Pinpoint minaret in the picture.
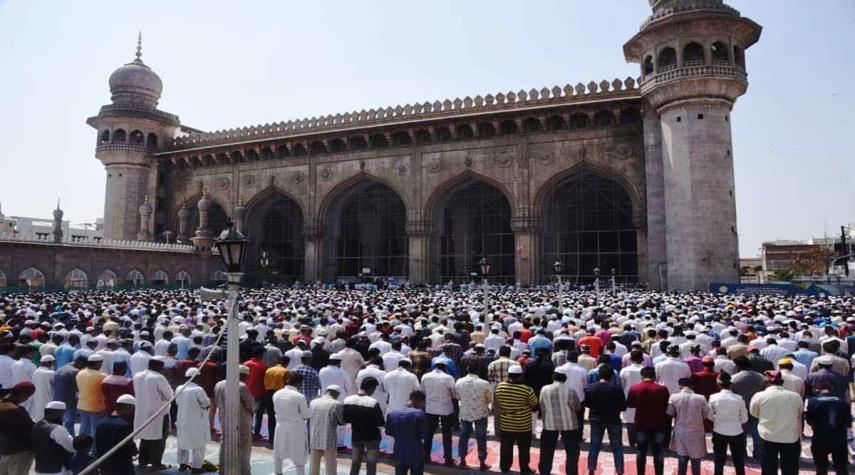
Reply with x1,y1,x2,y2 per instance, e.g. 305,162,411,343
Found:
137,195,153,241
87,33,181,241
624,0,761,290
52,199,64,244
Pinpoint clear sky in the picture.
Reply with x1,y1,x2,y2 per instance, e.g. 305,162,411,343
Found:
0,0,853,257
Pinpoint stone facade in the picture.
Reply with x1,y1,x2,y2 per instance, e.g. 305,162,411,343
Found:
75,1,761,290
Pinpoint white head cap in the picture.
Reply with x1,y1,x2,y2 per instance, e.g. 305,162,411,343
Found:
45,401,67,411
116,394,136,406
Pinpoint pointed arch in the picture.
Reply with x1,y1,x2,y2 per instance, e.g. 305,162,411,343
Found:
533,161,644,217
19,267,45,287
244,186,306,284
423,170,516,219
64,268,89,289
125,269,145,286
317,172,412,226
175,271,192,286
152,270,169,285
97,269,118,288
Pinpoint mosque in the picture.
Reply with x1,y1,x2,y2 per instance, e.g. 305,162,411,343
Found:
1,0,761,291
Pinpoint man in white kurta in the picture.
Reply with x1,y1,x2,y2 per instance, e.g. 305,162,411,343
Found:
175,368,210,472
132,357,174,471
333,345,364,391
273,374,310,475
31,355,56,421
383,359,420,452
356,363,388,414
11,349,37,414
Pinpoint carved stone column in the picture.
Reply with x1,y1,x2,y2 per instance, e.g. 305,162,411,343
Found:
406,220,434,285
52,201,64,244
233,200,247,235
303,224,323,284
176,202,190,243
136,195,153,241
191,190,214,251
511,214,542,286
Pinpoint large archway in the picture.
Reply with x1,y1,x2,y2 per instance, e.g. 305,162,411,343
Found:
541,168,638,283
322,181,408,282
245,192,305,284
431,179,515,284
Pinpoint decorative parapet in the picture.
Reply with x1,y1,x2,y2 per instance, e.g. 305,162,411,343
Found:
94,104,180,125
642,1,741,30
95,143,157,154
166,78,641,152
639,64,746,93
0,231,196,253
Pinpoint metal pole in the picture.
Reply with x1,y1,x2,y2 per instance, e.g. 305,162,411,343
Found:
483,277,489,326
594,278,599,304
611,274,616,296
557,274,563,314
221,271,243,474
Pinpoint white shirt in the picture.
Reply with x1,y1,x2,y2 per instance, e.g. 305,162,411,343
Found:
484,334,505,352
555,362,588,403
421,369,456,415
129,351,151,377
356,365,388,413
655,357,692,394
384,368,420,413
760,345,788,368
714,355,736,375
382,351,405,373
319,365,353,399
708,389,748,436
0,355,14,390
620,364,645,422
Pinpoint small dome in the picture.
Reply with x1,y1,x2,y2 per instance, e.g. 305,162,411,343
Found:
108,34,162,109
197,191,211,212
138,196,153,215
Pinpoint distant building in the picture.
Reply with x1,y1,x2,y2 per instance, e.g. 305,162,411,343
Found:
738,257,762,283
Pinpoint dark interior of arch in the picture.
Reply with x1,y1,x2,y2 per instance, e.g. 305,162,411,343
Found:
324,182,408,281
542,169,637,283
433,180,515,284
244,193,305,284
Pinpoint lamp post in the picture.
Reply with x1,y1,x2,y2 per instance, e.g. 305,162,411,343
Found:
611,267,616,296
593,267,600,304
462,265,469,286
214,222,247,475
553,260,564,314
479,257,491,325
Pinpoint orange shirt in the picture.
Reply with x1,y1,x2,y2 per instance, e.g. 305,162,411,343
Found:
76,368,106,412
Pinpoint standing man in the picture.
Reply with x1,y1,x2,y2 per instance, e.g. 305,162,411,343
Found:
245,346,269,441
539,371,581,475
30,401,75,475
272,372,310,475
731,355,766,460
308,386,345,475
53,355,86,435
384,359,421,452
495,365,538,475
344,377,385,475
31,354,55,422
95,394,138,475
174,367,211,474
619,350,646,445
667,378,710,475
585,366,626,475
749,371,803,475
214,365,255,475
262,355,291,443
334,339,365,391
455,364,491,470
133,357,174,472
805,380,851,475
386,390,429,475
626,366,670,475
76,354,107,437
708,372,748,475
0,382,36,474
420,361,456,466
293,352,321,403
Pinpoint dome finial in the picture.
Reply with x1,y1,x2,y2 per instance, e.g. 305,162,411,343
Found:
135,31,143,62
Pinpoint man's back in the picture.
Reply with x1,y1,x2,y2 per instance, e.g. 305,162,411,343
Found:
95,415,136,475
385,406,428,465
495,381,537,432
585,381,626,425
731,370,764,408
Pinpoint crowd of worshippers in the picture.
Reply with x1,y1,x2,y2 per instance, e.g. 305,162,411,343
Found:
0,288,853,475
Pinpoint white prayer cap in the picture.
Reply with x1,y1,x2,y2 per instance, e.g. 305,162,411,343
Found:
45,401,67,411
87,354,104,362
185,367,200,378
239,365,250,375
326,385,343,394
116,394,136,406
508,365,524,375
40,355,55,363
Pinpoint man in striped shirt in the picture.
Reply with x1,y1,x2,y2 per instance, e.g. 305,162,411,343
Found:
539,371,581,475
495,365,538,474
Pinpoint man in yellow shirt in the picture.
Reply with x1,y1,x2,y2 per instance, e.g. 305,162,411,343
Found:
262,356,291,441
76,353,107,437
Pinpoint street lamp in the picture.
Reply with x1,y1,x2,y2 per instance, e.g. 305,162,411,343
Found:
593,267,600,303
462,265,469,285
553,260,564,314
214,222,247,475
611,267,616,296
479,257,491,325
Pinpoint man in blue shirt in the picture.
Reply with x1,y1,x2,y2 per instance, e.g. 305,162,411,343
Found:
52,355,87,435
430,349,460,379
386,390,429,475
792,341,818,369
54,335,79,370
805,381,852,475
95,394,138,475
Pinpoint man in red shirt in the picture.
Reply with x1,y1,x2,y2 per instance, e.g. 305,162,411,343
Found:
626,366,670,475
578,329,604,358
244,346,269,440
693,356,720,433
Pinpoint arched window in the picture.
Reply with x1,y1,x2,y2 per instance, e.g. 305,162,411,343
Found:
733,45,745,67
19,267,46,287
456,124,474,140
209,270,227,283
682,42,705,64
392,131,412,146
499,120,518,135
523,118,542,134
0,270,6,288
658,47,677,69
328,138,347,153
112,129,127,143
434,127,452,142
620,108,642,125
711,41,729,63
414,129,431,144
146,133,158,148
369,134,389,148
310,141,327,154
546,115,566,131
348,136,368,150
64,268,88,289
125,269,144,286
129,130,144,144
152,270,168,285
97,269,117,288
642,55,654,75
291,143,308,156
176,271,191,286
99,130,110,143
569,113,590,129
477,123,496,138
593,110,615,127
276,145,290,159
